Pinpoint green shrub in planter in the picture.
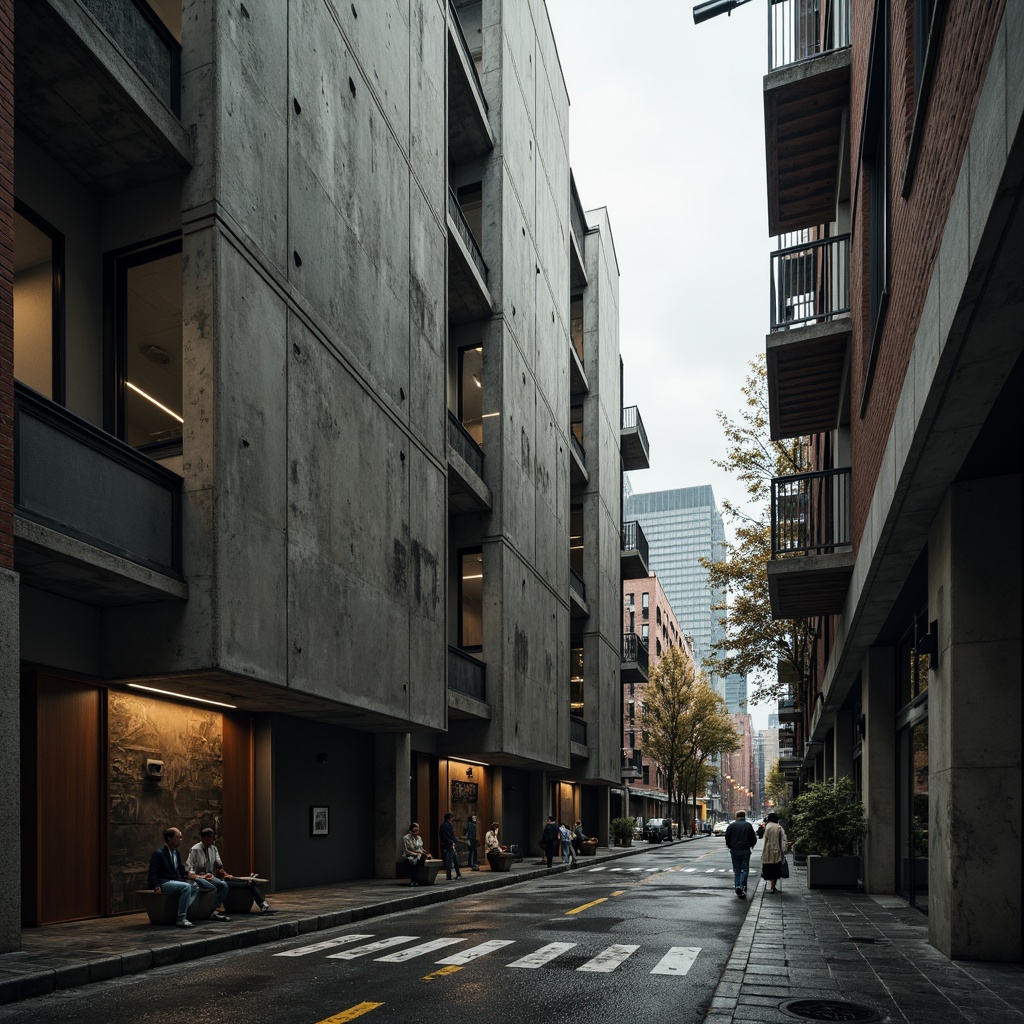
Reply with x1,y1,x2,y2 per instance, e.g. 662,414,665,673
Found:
788,776,866,857
610,817,635,846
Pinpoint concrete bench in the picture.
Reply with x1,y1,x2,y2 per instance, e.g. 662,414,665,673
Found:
486,851,515,872
223,878,270,914
395,858,443,886
135,887,218,925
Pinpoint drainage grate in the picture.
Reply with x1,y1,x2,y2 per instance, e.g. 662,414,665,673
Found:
780,999,887,1022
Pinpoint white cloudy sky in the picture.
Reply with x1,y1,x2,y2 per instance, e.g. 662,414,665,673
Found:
546,0,774,727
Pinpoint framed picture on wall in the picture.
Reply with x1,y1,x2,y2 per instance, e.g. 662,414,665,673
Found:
311,806,329,836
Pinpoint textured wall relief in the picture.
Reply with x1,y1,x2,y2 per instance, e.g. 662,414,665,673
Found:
108,692,222,915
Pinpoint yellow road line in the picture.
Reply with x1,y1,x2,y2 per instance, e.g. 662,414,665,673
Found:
316,1003,383,1023
566,897,608,915
422,964,463,981
610,890,626,897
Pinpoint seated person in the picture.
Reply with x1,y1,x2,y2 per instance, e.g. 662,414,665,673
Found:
401,822,431,886
484,822,503,862
147,826,204,928
187,827,272,914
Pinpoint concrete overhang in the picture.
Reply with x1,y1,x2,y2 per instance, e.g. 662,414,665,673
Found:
620,660,647,685
447,689,491,721
620,425,650,472
767,550,856,619
447,222,494,326
570,741,588,759
570,230,587,292
447,449,491,513
447,14,494,164
764,48,850,236
766,316,851,440
16,0,192,197
569,342,588,395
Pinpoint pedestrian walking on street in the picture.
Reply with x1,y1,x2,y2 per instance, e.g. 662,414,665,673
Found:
559,822,576,866
541,816,560,867
402,823,430,887
724,810,757,898
439,812,462,880
759,812,790,894
466,815,480,870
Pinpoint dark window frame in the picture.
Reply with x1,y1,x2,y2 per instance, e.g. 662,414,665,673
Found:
902,0,945,197
457,545,484,652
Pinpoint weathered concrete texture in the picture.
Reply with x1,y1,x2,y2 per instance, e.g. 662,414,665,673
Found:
861,645,895,895
0,568,20,953
928,476,1022,961
374,733,411,878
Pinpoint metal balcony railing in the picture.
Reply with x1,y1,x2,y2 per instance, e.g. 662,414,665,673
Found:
621,405,648,449
448,187,488,284
447,410,483,477
571,716,587,746
621,748,643,772
778,696,797,710
621,520,649,564
769,0,851,73
622,632,649,674
448,0,487,110
448,645,486,702
770,234,850,331
569,567,586,603
771,467,852,558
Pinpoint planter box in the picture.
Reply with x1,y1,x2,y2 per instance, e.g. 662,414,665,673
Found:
806,855,860,890
395,858,443,885
486,852,515,872
578,840,598,857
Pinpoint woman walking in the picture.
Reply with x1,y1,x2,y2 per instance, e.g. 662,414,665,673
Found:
759,812,790,894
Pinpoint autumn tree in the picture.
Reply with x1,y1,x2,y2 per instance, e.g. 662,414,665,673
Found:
764,758,791,810
700,355,816,705
680,682,740,833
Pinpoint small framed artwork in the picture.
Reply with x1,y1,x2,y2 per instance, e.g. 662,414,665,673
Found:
311,806,329,836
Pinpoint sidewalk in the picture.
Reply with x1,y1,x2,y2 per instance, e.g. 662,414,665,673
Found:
707,860,1024,1024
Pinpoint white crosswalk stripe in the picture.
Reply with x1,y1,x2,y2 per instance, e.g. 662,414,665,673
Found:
436,939,515,964
651,947,700,976
578,943,640,973
327,936,418,959
375,937,465,962
274,934,375,957
588,867,608,872
705,868,717,873
507,942,577,968
683,868,696,873
645,867,660,872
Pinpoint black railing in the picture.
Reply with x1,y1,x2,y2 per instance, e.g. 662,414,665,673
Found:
621,748,642,774
448,0,488,111
770,234,850,331
81,0,182,115
570,172,588,257
779,696,797,710
571,716,587,746
448,187,488,284
622,633,649,674
569,567,586,603
622,520,649,564
769,0,851,73
448,645,486,702
771,467,852,557
621,405,648,449
447,410,484,477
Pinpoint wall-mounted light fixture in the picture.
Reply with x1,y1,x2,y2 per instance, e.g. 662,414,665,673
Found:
145,758,164,781
917,619,940,669
466,767,473,778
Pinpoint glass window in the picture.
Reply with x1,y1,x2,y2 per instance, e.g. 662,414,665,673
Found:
570,506,584,578
570,646,583,715
457,345,483,446
570,296,583,364
459,549,483,649
13,204,63,401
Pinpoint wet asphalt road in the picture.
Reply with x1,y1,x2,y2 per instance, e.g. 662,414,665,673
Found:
0,841,755,1024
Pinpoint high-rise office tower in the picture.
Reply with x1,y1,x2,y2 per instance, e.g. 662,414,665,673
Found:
724,670,748,715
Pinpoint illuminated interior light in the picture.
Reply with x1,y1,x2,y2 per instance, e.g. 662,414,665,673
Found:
128,683,236,709
126,381,184,423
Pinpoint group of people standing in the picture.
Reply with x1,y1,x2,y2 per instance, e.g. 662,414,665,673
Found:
540,817,586,867
723,810,790,897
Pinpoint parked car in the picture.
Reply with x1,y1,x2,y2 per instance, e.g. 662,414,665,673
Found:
712,819,730,836
643,817,673,843
632,817,644,841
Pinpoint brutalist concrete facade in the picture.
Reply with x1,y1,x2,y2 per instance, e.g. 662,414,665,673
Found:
2,0,632,945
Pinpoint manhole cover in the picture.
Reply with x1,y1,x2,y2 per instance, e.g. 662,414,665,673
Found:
780,999,886,1022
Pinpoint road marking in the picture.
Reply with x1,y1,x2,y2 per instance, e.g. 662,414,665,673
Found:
683,868,696,873
507,942,577,968
588,867,607,872
328,936,418,959
705,868,717,873
436,940,515,964
566,897,607,914
275,934,375,957
375,938,465,962
609,868,622,872
610,890,625,897
316,1002,383,1022
422,965,462,981
645,867,660,872
651,946,701,976
578,944,640,973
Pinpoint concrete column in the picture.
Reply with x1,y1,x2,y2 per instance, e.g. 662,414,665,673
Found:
490,766,503,832
862,645,896,893
595,786,610,847
928,476,1022,961
374,733,411,878
0,567,20,952
835,711,854,779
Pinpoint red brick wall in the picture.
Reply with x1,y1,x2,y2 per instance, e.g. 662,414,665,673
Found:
847,0,1005,545
0,0,13,571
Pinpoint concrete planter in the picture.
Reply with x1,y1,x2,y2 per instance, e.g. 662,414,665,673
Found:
578,839,598,856
806,855,861,890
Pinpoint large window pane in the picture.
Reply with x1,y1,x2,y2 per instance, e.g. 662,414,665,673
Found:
459,549,483,649
458,345,483,446
570,646,583,715
13,209,58,399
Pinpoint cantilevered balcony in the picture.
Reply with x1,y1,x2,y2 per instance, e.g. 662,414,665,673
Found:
569,432,588,485
620,406,650,471
13,383,186,605
621,748,643,780
764,0,851,235
447,187,493,324
569,567,589,619
16,0,191,196
778,694,802,724
768,467,854,619
766,233,852,440
570,716,588,748
447,411,491,513
621,520,649,580
569,173,589,292
447,0,493,163
621,632,649,683
448,646,490,720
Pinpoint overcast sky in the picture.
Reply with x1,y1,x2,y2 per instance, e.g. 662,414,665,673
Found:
546,0,774,727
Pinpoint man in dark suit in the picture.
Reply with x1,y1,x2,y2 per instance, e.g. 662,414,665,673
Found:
147,827,200,927
439,812,462,880
724,810,758,899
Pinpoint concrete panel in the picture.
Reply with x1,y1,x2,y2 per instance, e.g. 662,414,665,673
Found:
500,39,537,241
409,0,446,222
911,271,942,429
937,161,970,349
0,568,21,953
1009,1,1024,140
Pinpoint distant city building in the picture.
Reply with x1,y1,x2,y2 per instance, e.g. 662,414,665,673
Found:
724,670,748,715
624,485,727,677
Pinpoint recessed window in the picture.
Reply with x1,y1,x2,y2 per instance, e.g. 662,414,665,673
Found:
570,506,584,579
457,345,483,446
570,646,584,714
459,548,483,650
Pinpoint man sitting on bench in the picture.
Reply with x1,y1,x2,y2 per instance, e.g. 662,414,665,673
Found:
188,827,272,914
